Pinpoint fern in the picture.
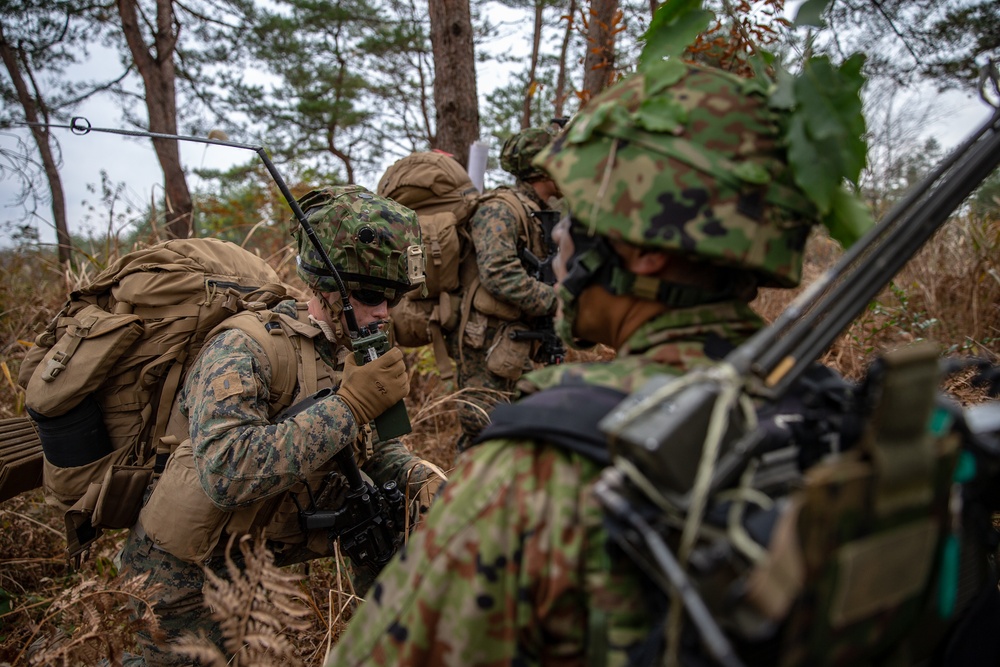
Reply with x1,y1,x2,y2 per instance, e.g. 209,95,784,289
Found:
173,534,310,667
24,573,163,667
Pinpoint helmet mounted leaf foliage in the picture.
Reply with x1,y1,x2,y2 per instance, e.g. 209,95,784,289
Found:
536,0,874,287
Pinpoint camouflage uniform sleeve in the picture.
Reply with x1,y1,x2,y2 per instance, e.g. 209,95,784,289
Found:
323,440,653,667
471,198,556,317
362,437,426,492
181,328,360,510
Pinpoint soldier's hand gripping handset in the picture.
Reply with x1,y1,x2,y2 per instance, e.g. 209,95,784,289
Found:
288,185,428,572
337,346,410,426
292,186,425,440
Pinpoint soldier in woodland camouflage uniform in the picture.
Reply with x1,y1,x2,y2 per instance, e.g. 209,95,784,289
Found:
448,127,561,449
322,64,815,667
119,186,445,666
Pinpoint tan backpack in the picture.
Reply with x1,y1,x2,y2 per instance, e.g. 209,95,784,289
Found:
18,238,298,558
377,151,482,376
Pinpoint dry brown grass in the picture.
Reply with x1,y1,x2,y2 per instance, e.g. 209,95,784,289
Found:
751,218,999,400
0,210,997,664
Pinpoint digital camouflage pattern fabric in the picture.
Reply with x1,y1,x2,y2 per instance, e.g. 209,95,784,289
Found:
323,301,764,667
445,320,514,440
471,181,556,319
294,184,423,301
500,127,557,182
120,298,437,665
450,180,556,443
534,64,819,287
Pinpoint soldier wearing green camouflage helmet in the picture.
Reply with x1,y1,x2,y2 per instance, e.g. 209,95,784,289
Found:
323,63,856,667
294,184,425,341
119,185,446,666
499,126,555,182
446,126,563,451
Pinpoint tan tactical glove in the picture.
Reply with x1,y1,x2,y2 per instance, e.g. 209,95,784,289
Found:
406,460,448,528
336,347,409,425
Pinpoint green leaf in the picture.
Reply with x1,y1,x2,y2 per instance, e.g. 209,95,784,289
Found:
794,0,830,27
732,162,771,185
644,59,688,96
785,115,833,214
568,101,618,143
639,0,714,70
745,51,776,93
636,95,688,133
824,187,874,248
794,55,867,182
768,66,796,110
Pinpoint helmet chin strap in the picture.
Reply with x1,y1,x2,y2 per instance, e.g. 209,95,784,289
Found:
311,289,347,343
560,221,738,313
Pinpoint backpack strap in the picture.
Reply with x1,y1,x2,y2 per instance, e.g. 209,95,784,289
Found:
471,383,627,465
208,310,301,417
489,187,541,255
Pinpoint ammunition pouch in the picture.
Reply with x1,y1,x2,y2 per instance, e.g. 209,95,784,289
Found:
139,440,233,564
472,284,522,322
485,322,533,381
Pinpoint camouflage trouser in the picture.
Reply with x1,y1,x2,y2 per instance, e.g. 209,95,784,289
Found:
447,323,517,451
118,522,241,666
118,521,384,665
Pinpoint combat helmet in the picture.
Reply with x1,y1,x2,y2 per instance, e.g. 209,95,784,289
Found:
534,64,820,288
292,184,424,305
500,127,555,182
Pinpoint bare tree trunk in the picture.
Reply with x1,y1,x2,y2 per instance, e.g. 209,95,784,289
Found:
0,23,72,264
521,0,544,129
427,0,479,168
117,0,193,239
554,0,577,118
582,0,618,102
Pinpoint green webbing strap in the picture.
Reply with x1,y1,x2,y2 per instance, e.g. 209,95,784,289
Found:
587,607,609,667
604,265,735,309
864,341,941,517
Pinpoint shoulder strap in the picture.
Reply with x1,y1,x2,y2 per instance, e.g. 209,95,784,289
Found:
208,310,300,417
489,187,536,223
472,383,627,465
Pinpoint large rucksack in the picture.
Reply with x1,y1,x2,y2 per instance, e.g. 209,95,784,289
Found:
18,238,299,558
377,151,481,377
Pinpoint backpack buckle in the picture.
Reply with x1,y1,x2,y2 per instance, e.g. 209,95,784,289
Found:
41,351,69,382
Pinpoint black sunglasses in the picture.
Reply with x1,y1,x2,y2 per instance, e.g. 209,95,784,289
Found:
352,287,401,308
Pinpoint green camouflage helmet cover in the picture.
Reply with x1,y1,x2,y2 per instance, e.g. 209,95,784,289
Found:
534,64,819,287
500,127,556,182
292,185,424,301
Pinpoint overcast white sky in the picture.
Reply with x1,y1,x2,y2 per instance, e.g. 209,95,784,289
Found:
0,3,995,248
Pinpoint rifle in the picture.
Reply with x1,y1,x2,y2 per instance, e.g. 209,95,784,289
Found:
517,208,566,365
594,71,1000,664
280,387,405,571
